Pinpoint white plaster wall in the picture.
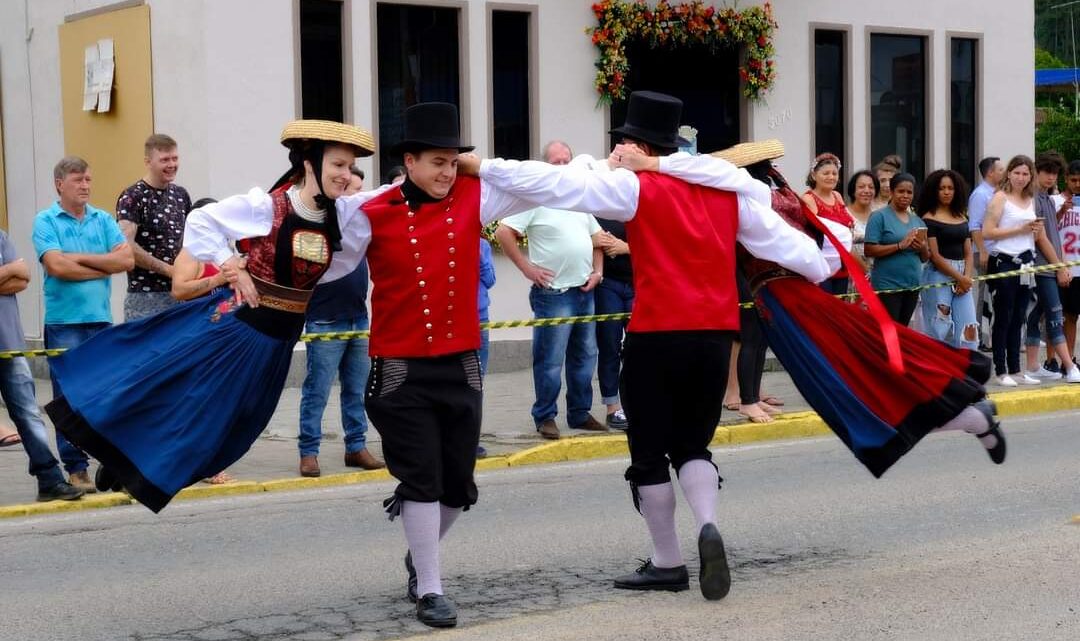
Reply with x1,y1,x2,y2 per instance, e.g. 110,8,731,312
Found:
759,0,1034,179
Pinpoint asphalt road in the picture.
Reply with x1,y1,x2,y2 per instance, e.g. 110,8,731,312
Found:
2,411,1078,641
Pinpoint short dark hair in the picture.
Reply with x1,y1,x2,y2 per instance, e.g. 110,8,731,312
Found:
191,197,217,209
349,166,365,180
1068,160,1080,176
386,165,406,182
145,133,178,156
978,156,1000,179
916,169,969,217
890,172,917,194
1035,151,1066,175
53,156,89,181
846,170,880,202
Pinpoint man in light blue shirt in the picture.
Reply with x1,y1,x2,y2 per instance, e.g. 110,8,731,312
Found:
495,140,606,440
968,156,1004,351
31,156,133,492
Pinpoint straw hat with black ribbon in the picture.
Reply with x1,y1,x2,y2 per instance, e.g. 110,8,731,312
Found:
710,139,785,168
269,120,376,252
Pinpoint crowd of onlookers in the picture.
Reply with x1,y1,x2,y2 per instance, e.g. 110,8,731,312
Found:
2,134,1079,505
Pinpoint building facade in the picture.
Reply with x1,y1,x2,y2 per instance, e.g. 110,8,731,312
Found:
0,0,1034,353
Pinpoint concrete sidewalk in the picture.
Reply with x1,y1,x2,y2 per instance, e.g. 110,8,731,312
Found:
0,367,809,508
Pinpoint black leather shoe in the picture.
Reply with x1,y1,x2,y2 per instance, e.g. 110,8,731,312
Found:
404,552,418,603
94,466,123,492
416,593,457,628
613,559,689,592
698,523,731,600
36,481,84,502
973,399,1006,464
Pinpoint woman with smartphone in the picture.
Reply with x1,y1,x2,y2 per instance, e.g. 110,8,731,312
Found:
918,170,979,349
982,155,1044,386
864,173,929,325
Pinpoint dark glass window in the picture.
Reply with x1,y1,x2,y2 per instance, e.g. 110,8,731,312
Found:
870,34,927,181
609,42,740,154
815,30,846,184
491,10,530,160
299,0,344,122
376,3,461,177
951,38,978,189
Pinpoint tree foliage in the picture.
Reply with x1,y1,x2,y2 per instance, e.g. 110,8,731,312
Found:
1036,47,1068,69
1036,107,1080,163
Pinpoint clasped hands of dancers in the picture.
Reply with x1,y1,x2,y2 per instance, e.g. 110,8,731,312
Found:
45,91,1004,629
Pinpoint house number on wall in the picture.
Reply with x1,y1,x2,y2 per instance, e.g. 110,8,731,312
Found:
768,107,793,130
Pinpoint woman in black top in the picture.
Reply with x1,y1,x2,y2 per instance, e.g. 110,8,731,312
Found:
918,169,979,349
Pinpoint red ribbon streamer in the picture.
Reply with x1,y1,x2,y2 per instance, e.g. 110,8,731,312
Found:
800,206,906,374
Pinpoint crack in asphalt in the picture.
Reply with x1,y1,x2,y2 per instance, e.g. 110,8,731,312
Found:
129,546,852,641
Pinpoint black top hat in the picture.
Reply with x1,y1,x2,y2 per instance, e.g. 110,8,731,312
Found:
391,102,474,155
609,91,691,150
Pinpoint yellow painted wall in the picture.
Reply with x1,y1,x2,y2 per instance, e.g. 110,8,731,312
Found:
58,4,153,214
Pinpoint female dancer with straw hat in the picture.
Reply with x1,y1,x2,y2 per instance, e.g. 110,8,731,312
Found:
46,120,384,512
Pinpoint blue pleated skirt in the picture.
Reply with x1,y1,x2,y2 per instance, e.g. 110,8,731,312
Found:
46,290,300,512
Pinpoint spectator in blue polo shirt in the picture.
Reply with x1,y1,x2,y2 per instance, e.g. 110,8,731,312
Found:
32,156,133,493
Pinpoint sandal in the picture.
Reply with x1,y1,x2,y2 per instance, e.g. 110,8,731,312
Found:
723,402,740,411
760,395,785,407
738,405,774,424
0,432,21,447
757,402,782,415
202,471,235,485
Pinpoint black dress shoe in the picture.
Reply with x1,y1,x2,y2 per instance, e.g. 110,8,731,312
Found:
613,559,689,592
416,593,457,628
404,552,418,603
973,399,1006,464
697,523,731,600
36,481,85,502
94,466,123,492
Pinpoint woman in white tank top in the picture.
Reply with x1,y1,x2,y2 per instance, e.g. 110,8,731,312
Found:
983,155,1047,386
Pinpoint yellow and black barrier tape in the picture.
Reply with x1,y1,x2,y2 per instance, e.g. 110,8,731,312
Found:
2,259,1078,357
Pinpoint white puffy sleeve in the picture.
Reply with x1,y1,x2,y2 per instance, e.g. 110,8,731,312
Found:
658,153,772,207
819,218,853,277
319,183,397,283
478,158,641,223
183,188,275,266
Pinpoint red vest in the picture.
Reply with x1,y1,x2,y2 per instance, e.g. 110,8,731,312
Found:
244,190,331,289
362,176,482,358
626,173,740,333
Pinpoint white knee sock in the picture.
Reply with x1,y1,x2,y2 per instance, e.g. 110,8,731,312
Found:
402,500,443,596
439,504,462,540
677,459,718,532
934,405,994,448
637,482,684,569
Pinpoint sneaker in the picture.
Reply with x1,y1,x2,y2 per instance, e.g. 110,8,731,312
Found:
606,409,629,431
1066,366,1080,384
998,375,1018,387
1044,358,1061,374
68,470,98,494
1019,373,1042,385
36,481,85,502
1027,366,1062,380
476,445,488,458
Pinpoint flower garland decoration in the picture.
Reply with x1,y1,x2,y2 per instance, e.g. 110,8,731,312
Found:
587,0,778,102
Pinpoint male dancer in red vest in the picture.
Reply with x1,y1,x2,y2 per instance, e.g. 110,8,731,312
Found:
461,91,835,601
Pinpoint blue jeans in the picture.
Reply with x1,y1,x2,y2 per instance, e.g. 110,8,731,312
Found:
528,286,597,427
478,328,490,375
921,260,979,350
0,357,66,490
44,322,110,473
298,316,371,457
594,277,633,405
1025,276,1067,348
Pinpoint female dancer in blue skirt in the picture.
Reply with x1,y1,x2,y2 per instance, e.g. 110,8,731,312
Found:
46,120,385,512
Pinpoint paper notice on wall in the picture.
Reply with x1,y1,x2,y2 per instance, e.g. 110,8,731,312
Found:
83,44,99,111
82,39,115,112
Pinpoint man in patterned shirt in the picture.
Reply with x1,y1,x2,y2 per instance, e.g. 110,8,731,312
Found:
116,134,192,320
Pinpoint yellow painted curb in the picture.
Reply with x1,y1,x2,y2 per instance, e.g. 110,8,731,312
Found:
3,385,1078,520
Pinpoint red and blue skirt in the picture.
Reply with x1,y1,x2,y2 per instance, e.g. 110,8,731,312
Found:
756,276,991,477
